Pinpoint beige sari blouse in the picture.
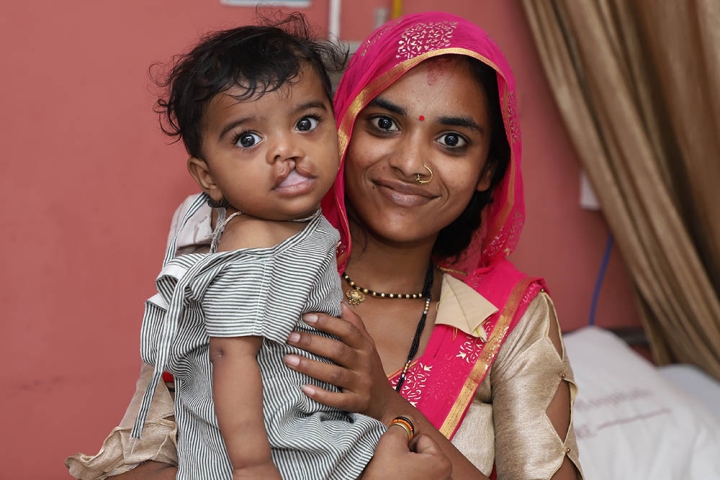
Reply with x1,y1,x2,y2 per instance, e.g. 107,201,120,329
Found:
439,275,582,478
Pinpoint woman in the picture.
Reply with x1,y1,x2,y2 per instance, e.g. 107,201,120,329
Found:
67,11,582,480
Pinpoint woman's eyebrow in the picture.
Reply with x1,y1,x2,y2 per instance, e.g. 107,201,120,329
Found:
438,115,484,134
367,97,406,116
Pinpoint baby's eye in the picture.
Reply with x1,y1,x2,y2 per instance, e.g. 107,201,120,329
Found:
236,132,262,148
370,116,398,132
296,116,319,132
437,133,467,149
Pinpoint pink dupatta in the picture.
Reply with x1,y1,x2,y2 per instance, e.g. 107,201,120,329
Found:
322,12,545,440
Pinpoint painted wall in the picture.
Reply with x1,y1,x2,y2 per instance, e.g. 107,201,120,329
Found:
0,1,639,478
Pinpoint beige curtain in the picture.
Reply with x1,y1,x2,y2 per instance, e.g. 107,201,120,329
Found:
521,0,720,379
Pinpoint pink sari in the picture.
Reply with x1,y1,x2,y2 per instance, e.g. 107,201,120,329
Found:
321,12,545,442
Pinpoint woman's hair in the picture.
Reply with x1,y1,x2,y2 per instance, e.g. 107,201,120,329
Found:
153,12,347,159
432,56,511,261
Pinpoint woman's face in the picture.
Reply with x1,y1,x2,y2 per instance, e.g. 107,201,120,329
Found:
344,56,494,248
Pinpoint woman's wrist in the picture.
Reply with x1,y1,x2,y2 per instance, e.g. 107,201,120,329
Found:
379,389,416,425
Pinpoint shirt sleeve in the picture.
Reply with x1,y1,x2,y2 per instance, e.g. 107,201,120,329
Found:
65,363,178,479
490,292,583,479
203,259,302,345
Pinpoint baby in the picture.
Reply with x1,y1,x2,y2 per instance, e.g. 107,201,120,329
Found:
130,14,386,480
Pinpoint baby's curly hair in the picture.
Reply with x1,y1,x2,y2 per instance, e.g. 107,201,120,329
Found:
153,12,347,159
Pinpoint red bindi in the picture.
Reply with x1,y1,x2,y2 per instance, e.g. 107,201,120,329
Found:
419,115,425,121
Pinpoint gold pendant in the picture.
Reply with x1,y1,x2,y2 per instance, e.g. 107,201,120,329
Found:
345,288,365,306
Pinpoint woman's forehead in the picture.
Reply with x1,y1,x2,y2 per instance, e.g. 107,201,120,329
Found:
373,57,488,116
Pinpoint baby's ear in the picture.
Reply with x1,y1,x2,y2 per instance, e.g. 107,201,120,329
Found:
187,157,223,201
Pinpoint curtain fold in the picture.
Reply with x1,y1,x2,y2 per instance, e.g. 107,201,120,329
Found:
522,0,720,379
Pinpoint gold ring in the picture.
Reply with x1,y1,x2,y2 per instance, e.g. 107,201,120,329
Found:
389,415,415,442
415,165,433,184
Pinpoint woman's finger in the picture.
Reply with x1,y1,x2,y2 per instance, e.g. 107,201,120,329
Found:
289,309,374,368
302,306,371,349
379,420,414,452
299,384,355,411
410,433,441,455
287,328,359,368
279,357,364,411
283,354,354,389
410,435,453,479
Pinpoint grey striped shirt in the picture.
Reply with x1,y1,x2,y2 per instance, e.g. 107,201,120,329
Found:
133,194,385,479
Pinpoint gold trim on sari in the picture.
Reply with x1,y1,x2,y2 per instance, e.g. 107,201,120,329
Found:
439,276,534,437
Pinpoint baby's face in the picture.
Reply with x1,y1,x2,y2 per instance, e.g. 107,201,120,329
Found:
197,65,339,221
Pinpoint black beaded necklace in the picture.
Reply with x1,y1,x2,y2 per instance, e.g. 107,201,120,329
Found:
342,273,424,305
395,263,434,392
341,264,435,393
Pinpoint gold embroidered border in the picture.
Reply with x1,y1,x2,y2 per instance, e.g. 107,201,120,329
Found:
439,277,533,438
482,88,516,243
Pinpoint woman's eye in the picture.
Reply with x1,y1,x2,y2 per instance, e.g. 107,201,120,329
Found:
236,132,262,148
296,116,319,132
438,133,467,149
370,116,398,132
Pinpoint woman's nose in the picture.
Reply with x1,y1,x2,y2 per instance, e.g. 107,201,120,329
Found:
387,132,427,179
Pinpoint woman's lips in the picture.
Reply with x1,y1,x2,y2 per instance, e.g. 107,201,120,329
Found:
374,179,436,207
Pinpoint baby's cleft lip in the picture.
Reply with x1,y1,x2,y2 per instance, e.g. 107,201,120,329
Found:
276,169,310,188
274,168,316,195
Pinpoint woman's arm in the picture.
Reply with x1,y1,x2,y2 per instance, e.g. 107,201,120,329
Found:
210,336,282,480
109,461,177,479
490,293,582,479
66,363,178,480
283,305,490,480
114,424,453,480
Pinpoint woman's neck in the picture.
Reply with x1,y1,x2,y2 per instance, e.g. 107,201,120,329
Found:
345,224,437,294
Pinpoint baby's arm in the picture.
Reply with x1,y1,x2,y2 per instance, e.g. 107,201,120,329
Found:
210,336,282,480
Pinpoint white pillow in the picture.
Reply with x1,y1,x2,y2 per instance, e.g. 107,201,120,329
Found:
659,364,720,422
563,327,720,480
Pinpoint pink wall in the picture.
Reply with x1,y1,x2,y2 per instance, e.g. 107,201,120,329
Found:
0,1,639,478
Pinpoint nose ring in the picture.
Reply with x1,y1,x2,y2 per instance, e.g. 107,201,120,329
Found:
415,165,433,184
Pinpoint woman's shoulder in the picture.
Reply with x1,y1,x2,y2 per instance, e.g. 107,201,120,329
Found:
494,291,564,370
166,193,213,256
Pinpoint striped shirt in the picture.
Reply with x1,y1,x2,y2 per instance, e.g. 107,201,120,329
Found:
133,194,385,480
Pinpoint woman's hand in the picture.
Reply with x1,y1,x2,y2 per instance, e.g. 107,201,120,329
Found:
284,303,397,423
285,306,489,479
362,423,452,480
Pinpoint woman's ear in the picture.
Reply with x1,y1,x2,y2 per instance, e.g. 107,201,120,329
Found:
187,157,223,201
476,159,495,192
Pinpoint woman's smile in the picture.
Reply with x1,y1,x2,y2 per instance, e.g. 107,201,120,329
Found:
374,178,437,207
